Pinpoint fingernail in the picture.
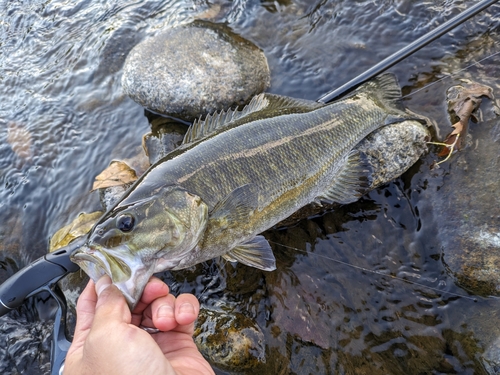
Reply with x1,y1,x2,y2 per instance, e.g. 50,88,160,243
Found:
157,304,174,319
179,302,195,315
95,275,111,297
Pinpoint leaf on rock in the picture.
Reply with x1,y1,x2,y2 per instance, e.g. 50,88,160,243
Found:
431,81,494,163
92,160,138,191
49,211,103,252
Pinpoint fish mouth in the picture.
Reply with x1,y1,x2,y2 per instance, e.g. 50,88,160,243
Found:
71,245,156,309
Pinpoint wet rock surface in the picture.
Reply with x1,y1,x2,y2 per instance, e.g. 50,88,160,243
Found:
432,116,500,296
141,114,188,165
410,83,500,371
194,308,265,370
122,20,270,121
418,82,500,297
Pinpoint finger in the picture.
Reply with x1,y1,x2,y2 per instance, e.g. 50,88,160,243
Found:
150,293,199,332
91,275,131,330
174,293,200,328
131,277,170,316
147,293,177,331
68,280,97,352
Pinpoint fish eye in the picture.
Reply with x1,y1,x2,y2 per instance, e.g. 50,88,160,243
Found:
117,214,135,232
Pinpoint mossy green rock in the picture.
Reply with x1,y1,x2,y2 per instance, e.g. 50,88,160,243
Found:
194,308,265,371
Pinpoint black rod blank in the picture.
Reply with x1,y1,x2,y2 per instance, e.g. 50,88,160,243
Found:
317,0,500,103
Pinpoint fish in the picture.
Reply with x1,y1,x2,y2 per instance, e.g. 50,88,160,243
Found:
71,73,426,307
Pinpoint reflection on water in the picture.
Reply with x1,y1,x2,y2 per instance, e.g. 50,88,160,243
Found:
1,0,500,374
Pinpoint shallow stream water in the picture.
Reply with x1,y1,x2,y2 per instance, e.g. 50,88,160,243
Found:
1,0,500,374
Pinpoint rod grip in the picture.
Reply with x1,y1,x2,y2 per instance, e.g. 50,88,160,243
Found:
0,256,67,316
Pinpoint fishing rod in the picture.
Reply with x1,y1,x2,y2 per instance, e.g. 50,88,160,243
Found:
317,0,500,103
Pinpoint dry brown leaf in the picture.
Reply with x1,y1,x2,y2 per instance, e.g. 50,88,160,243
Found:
92,160,137,191
49,211,103,252
449,83,493,123
437,82,494,159
438,120,464,157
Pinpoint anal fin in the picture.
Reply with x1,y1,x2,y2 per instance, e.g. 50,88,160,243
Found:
317,150,373,204
222,235,276,271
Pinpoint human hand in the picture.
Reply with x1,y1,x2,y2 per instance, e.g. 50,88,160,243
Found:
64,276,214,375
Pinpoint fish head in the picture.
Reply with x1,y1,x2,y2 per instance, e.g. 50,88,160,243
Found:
71,185,208,308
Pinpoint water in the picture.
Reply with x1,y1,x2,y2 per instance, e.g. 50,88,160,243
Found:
1,0,500,374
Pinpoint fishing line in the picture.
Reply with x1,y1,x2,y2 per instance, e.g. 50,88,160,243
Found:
268,240,478,302
196,258,229,302
401,48,500,99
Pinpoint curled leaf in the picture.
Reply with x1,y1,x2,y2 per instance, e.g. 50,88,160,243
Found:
429,81,494,164
49,211,103,252
92,160,138,191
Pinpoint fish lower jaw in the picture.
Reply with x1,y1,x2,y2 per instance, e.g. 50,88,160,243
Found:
73,249,156,309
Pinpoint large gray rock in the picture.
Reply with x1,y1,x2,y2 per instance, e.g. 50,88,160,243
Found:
122,20,270,121
416,82,500,297
433,114,500,296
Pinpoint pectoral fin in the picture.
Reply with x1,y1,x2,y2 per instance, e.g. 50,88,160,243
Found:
223,235,276,271
204,184,260,246
317,150,373,204
210,184,259,225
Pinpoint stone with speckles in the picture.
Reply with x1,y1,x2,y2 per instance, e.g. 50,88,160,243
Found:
122,20,270,121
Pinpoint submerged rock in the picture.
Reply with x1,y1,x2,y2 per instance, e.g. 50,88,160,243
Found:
436,116,500,296
122,20,270,121
194,308,265,371
423,82,500,297
0,314,52,375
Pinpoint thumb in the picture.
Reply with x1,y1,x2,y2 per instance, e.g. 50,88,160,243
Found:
92,275,132,329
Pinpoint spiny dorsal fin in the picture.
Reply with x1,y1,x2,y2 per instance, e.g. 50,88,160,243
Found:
222,235,276,271
182,93,324,145
317,150,373,204
182,94,270,145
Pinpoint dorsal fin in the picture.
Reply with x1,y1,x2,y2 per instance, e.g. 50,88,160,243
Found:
348,73,404,111
261,94,324,112
182,93,324,146
182,94,270,145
